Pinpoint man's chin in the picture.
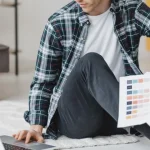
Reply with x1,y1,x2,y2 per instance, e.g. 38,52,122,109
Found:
82,8,90,14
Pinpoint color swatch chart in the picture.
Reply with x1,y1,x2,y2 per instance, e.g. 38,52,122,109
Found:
118,73,150,128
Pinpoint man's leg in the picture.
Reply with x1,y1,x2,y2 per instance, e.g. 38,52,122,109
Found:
57,53,127,138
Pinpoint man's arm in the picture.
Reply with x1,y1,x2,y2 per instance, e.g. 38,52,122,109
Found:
25,20,62,128
135,2,150,37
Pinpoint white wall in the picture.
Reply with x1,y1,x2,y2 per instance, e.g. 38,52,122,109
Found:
0,0,149,63
0,0,70,61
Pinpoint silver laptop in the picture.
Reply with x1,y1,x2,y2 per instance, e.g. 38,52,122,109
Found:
0,135,55,150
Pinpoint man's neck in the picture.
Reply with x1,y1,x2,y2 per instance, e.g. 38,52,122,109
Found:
88,0,111,16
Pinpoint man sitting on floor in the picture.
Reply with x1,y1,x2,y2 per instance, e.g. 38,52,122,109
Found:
13,0,150,143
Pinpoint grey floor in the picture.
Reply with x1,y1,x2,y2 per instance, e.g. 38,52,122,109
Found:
0,54,150,149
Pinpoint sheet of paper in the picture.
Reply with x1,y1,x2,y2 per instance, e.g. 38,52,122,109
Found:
118,73,150,128
145,72,150,75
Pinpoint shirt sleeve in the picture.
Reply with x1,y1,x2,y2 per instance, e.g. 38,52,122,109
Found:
24,20,62,128
135,2,150,37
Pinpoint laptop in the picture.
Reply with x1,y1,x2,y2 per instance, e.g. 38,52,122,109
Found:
0,135,55,150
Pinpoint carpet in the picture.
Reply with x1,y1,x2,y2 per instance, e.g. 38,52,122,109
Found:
0,100,139,149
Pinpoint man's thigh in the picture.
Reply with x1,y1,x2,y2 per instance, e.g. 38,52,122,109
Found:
57,53,127,138
57,56,105,138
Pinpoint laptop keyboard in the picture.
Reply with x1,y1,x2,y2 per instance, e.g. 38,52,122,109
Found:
3,143,31,150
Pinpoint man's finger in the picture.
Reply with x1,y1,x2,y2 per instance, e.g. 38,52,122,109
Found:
32,131,44,143
15,131,21,139
25,133,32,144
37,137,44,143
12,134,16,137
18,131,26,141
30,130,42,142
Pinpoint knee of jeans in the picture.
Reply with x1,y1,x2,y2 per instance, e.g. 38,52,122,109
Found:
80,52,106,67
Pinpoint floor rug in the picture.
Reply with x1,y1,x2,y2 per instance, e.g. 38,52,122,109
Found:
0,101,139,149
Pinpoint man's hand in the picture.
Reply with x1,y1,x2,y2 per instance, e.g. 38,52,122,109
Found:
12,125,44,144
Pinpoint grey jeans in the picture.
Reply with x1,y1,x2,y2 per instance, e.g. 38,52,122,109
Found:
56,53,127,138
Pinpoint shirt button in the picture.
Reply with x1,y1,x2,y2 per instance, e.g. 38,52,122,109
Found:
110,8,113,12
81,38,86,42
86,21,90,25
75,54,79,59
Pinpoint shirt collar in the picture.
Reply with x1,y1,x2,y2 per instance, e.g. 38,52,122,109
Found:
75,0,125,25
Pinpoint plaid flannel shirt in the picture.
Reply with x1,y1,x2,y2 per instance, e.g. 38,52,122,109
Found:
24,0,150,139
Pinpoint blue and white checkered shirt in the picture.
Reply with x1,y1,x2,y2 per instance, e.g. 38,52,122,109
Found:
24,0,150,139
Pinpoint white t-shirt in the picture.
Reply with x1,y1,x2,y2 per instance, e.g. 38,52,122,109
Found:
80,8,125,82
